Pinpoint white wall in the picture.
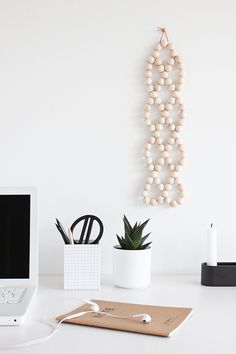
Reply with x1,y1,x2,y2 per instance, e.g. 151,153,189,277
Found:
1,0,236,275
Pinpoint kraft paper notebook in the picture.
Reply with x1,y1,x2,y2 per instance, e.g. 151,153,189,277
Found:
56,299,193,337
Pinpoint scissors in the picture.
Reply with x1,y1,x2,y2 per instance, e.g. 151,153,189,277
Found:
70,215,104,244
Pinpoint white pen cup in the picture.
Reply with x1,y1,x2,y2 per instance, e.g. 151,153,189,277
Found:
64,244,100,290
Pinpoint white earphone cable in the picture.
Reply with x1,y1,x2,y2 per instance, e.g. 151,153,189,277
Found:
0,302,151,350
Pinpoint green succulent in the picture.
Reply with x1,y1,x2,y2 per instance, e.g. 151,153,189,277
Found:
116,215,152,250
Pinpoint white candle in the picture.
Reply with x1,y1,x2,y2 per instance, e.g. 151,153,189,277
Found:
206,223,217,266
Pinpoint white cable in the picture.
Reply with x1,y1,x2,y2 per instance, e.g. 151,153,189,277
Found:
0,301,151,350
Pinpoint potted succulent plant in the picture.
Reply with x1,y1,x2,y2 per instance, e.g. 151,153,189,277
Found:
113,215,152,288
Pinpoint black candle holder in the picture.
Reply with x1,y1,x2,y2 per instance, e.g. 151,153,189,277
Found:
201,262,236,286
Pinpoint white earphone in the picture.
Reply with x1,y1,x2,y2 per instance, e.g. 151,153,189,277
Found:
0,300,151,350
63,300,152,324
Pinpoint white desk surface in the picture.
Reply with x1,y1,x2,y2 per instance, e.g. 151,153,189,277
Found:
0,275,235,354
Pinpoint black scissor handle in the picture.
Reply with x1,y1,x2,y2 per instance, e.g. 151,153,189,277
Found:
70,215,104,244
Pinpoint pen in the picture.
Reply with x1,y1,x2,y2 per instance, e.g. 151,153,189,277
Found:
68,228,74,245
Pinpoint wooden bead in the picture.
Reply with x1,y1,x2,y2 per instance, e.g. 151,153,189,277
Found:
176,125,182,132
142,190,148,197
175,55,181,63
162,110,169,118
150,198,157,206
172,131,179,138
178,118,184,126
157,196,164,204
168,137,175,145
156,137,163,144
173,91,180,98
148,56,155,64
165,197,171,204
170,200,178,208
145,78,152,85
144,184,151,191
153,51,160,58
172,171,178,178
161,71,168,79
165,103,172,111
155,97,161,105
167,43,173,50
147,97,154,105
154,84,161,92
159,157,165,165
168,177,175,184
149,124,155,132
158,77,165,85
165,144,172,151
156,124,163,131
153,130,160,138
151,170,158,178
150,91,158,98
159,103,165,111
144,197,150,205
146,63,152,70
175,84,182,91
154,177,161,184
146,157,152,164
169,124,175,131
158,65,165,72
169,84,175,91
155,164,161,172
159,144,165,151
144,111,150,119
145,119,151,126
145,142,151,149
165,184,171,191
146,70,152,77
165,77,172,85
159,184,164,191
148,164,154,172
169,97,175,104
159,117,165,124
176,197,183,205
165,64,172,72
161,151,168,158
144,104,151,111
144,150,150,157
149,136,155,144
169,164,175,171
165,157,172,164
147,85,154,92
175,138,182,145
155,58,162,66
168,58,175,65
155,43,162,51
147,176,154,184
162,190,169,198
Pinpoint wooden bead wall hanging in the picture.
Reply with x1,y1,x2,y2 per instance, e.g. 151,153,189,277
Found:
141,27,185,207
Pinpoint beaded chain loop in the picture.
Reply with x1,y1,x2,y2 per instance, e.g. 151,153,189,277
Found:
141,29,185,207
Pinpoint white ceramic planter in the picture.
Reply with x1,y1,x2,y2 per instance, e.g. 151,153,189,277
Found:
113,246,151,288
64,245,100,290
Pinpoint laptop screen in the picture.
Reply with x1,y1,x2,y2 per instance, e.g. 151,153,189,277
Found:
0,195,30,279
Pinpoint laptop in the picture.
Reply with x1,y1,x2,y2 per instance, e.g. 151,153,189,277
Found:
0,187,38,325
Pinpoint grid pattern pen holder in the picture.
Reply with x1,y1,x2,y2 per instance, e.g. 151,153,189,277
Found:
64,244,100,290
